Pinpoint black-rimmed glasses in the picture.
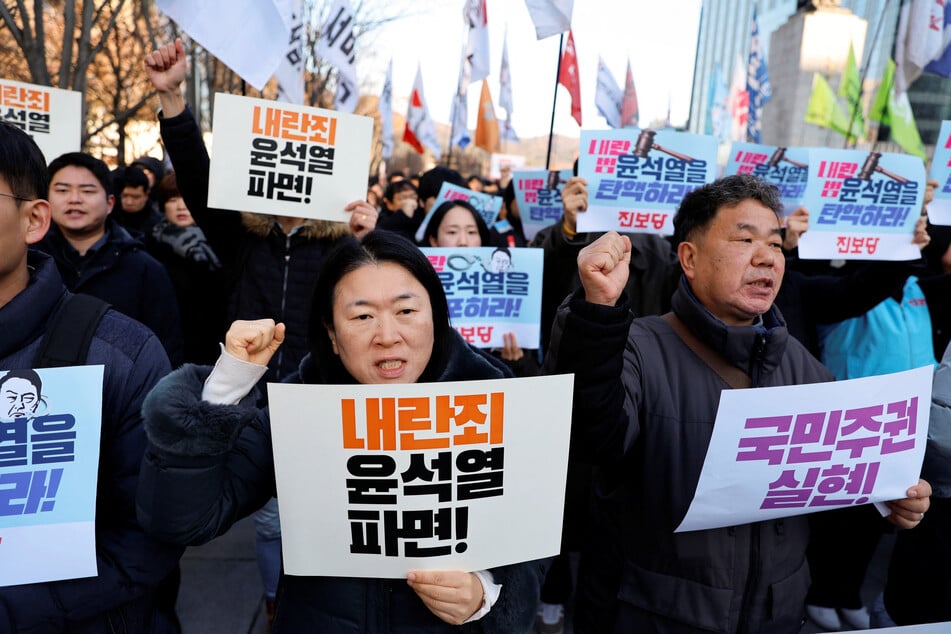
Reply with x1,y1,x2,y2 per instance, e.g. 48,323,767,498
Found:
0,192,33,203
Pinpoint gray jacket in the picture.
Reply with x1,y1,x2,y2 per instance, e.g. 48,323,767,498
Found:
545,278,833,633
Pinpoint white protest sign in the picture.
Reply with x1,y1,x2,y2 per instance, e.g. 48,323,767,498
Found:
0,365,103,586
268,374,573,578
677,366,932,532
207,92,372,221
0,78,81,163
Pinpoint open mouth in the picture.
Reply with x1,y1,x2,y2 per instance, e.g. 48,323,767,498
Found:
378,359,403,371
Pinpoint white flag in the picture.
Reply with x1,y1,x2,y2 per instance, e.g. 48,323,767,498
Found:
499,29,514,116
451,92,471,149
316,0,359,112
524,0,573,40
274,0,305,104
894,0,948,94
595,56,623,128
403,65,442,159
464,0,491,84
379,60,394,159
157,0,287,90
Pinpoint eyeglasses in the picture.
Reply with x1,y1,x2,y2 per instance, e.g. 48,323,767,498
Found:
0,192,33,203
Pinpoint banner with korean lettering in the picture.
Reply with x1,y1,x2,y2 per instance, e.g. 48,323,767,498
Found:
0,78,81,163
724,142,809,216
207,92,372,221
798,149,925,261
927,120,951,226
677,366,931,532
414,182,503,243
0,365,103,586
577,128,717,235
268,374,573,577
421,247,542,349
512,169,571,241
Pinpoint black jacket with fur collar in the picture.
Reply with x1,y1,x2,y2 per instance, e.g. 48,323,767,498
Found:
160,106,351,381
137,330,546,633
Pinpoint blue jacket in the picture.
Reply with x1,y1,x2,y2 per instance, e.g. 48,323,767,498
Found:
137,332,547,633
37,222,185,368
818,275,936,379
0,252,183,633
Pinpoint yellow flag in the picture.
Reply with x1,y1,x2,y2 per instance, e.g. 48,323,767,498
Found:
805,73,854,140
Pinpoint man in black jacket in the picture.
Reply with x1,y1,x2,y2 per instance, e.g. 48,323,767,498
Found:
38,152,184,367
0,121,182,632
545,174,932,633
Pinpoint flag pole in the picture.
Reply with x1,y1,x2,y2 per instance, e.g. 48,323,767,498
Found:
545,33,565,170
846,0,891,148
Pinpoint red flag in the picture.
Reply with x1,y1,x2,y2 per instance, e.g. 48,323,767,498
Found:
402,65,441,158
558,30,582,126
621,59,639,127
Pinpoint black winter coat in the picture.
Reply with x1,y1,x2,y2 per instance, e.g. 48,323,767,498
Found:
137,331,547,633
37,222,185,367
159,107,351,381
0,252,183,633
546,279,833,633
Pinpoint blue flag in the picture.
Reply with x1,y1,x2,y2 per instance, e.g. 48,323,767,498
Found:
924,1,951,78
746,7,772,144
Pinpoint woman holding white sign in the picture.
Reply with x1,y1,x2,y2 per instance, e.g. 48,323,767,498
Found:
136,231,547,632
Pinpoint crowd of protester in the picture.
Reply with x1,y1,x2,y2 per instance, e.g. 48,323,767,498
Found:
1,38,950,634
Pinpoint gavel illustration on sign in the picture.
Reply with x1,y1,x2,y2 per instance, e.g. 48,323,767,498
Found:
858,151,909,184
766,146,807,169
633,129,697,163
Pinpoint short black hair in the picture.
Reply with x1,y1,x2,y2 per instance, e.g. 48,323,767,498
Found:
423,200,492,247
122,166,150,192
307,231,452,383
673,174,783,246
417,166,465,201
154,173,181,209
0,368,42,397
0,122,48,200
48,152,113,196
383,180,417,202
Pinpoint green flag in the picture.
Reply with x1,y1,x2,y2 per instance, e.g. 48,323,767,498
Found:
805,73,853,139
870,58,926,159
838,42,866,138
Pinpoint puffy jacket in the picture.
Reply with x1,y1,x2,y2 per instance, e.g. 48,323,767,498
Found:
159,107,350,381
545,278,833,633
37,221,185,367
137,330,546,633
0,251,183,633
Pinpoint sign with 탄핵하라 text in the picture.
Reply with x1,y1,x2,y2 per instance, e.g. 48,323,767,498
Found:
926,120,951,226
0,78,81,163
577,128,717,235
414,182,504,243
0,365,103,586
677,366,931,532
798,148,925,261
421,247,543,349
267,375,573,578
207,92,372,221
512,169,573,241
724,142,809,216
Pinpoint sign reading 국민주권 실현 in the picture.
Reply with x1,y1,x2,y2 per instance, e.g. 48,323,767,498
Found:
724,142,809,217
267,375,573,578
420,247,543,349
926,120,951,226
798,148,925,261
0,365,103,586
0,78,81,163
677,366,931,533
207,92,372,221
414,182,504,244
577,128,718,235
512,169,573,241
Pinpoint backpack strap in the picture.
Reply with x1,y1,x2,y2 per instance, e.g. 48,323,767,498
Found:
34,294,111,368
662,312,751,390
